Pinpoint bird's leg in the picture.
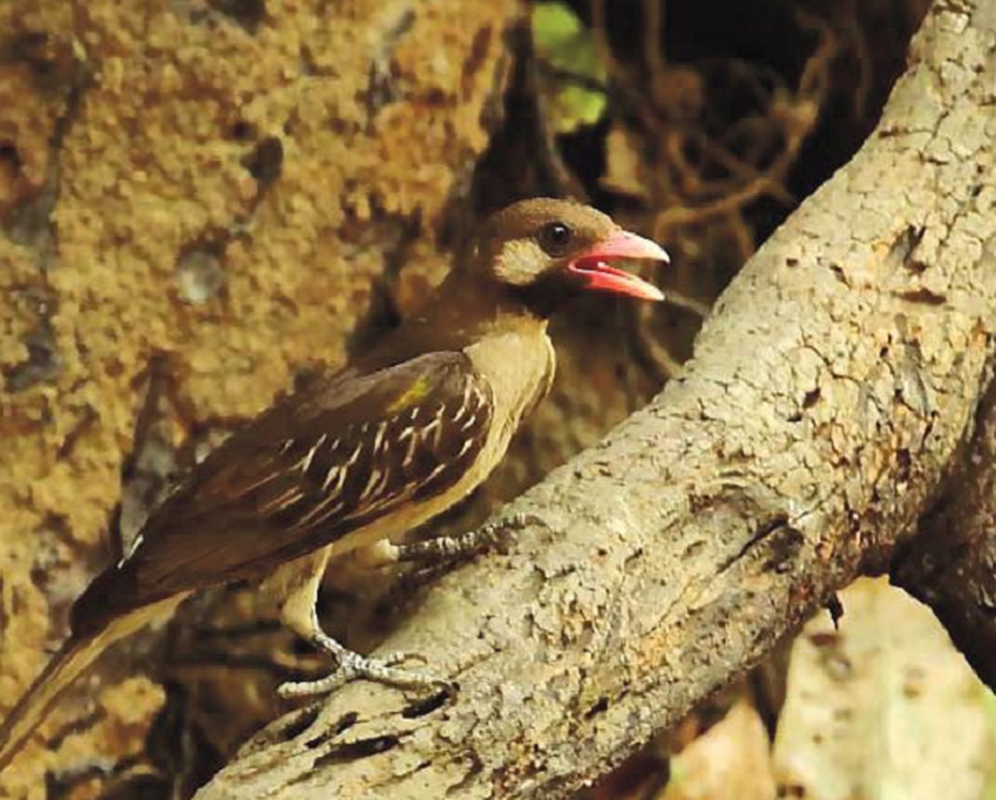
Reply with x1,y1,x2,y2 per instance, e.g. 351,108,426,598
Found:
277,606,447,698
265,547,449,699
395,512,542,565
343,512,539,576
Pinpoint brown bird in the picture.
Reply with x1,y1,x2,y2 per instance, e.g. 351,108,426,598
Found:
0,198,669,771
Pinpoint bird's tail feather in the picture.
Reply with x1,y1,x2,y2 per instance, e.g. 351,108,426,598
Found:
0,598,181,773
0,633,107,773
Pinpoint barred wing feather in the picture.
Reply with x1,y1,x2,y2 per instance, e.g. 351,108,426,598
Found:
71,352,493,634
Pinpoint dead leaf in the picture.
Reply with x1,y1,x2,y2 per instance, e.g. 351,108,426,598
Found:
658,701,776,800
773,578,996,800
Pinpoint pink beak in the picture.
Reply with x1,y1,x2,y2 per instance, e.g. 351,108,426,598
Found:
569,230,670,301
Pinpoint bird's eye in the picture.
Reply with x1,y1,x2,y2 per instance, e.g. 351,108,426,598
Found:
538,222,574,256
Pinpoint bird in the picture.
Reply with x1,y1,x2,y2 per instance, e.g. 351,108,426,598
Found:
0,197,669,772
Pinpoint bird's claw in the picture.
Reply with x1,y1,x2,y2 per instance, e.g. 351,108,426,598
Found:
396,511,543,565
278,643,449,699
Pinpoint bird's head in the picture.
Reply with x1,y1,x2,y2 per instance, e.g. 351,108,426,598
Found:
473,198,669,316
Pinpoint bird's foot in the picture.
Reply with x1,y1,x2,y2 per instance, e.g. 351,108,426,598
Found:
278,634,451,699
396,512,542,565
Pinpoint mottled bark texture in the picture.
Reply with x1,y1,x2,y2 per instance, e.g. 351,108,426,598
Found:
196,2,996,798
894,378,996,687
0,0,519,795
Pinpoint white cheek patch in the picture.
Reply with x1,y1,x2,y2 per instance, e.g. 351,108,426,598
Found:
494,239,550,286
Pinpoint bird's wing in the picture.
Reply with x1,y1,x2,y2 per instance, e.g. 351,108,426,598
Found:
71,352,493,635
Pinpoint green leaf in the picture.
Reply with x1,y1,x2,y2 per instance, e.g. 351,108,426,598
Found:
532,2,607,133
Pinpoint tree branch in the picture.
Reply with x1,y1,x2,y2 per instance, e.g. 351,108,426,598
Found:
893,375,996,686
197,2,996,797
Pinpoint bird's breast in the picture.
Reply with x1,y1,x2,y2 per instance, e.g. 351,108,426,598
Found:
463,325,556,451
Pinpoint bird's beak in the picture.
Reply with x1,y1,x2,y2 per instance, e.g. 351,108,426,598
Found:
568,230,670,301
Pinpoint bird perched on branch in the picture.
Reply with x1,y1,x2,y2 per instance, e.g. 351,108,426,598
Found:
0,198,669,771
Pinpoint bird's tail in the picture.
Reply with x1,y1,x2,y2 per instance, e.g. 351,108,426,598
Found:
0,598,180,773
0,633,108,773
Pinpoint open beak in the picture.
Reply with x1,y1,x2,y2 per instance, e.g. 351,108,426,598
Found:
568,230,670,301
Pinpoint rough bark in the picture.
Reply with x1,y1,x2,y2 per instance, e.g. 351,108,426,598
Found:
195,1,996,797
893,378,996,686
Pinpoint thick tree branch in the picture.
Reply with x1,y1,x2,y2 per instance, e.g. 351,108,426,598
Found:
197,2,996,797
893,375,996,686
